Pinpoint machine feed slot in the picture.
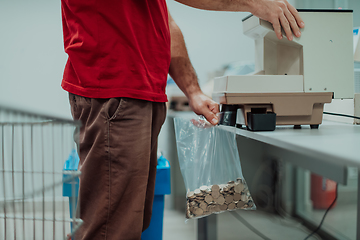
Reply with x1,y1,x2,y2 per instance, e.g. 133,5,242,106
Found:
251,108,267,114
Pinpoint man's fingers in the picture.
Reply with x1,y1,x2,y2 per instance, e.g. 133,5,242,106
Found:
203,110,218,125
272,1,305,41
250,0,305,41
284,9,301,38
202,100,219,125
209,102,220,115
188,93,219,126
201,106,219,125
287,3,305,28
280,14,292,41
272,19,282,40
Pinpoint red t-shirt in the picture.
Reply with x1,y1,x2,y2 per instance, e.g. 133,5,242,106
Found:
61,0,170,102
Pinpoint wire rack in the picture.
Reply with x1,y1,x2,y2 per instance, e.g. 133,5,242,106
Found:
0,106,82,240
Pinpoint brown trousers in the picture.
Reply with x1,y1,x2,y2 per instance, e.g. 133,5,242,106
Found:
69,93,166,240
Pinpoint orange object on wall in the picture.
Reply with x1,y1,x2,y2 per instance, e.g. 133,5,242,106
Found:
310,173,337,209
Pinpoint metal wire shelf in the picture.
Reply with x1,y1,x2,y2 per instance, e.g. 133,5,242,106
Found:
0,106,82,240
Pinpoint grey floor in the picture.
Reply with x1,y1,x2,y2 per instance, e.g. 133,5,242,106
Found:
0,200,355,239
163,209,322,240
310,203,357,240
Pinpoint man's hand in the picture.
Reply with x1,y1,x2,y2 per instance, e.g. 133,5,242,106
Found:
188,92,220,125
168,12,220,126
175,0,304,41
248,0,304,41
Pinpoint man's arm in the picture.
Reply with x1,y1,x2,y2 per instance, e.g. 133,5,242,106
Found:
168,13,219,125
175,0,304,41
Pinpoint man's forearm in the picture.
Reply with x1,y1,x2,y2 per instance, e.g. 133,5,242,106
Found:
168,13,219,124
174,0,304,41
168,14,201,99
175,0,251,12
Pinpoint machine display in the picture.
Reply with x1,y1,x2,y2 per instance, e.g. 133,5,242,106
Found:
213,10,354,131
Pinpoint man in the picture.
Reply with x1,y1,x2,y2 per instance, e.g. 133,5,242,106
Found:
61,0,303,239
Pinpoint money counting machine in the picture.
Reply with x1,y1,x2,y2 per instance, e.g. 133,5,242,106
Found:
213,10,354,131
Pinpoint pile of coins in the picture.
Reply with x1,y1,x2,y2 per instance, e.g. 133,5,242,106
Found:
186,178,254,219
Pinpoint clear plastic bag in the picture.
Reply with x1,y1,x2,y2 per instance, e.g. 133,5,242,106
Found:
174,117,255,219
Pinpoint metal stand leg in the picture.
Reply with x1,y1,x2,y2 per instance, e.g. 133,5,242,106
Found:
197,214,217,240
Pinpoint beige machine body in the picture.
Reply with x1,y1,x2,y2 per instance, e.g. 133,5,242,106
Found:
213,10,354,128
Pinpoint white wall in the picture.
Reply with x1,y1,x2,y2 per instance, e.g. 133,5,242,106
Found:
167,0,255,86
0,0,257,119
295,0,360,26
349,0,360,27
4,0,358,120
0,0,70,119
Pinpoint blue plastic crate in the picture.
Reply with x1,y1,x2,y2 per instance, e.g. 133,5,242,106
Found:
142,155,171,240
63,149,80,196
62,149,80,229
62,152,171,239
